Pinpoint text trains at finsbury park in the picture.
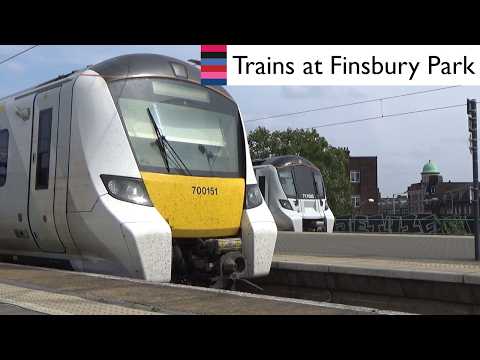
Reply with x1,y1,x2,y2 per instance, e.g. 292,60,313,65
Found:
232,55,476,80
0,54,277,288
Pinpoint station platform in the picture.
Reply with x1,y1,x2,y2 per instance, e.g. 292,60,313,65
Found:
0,262,401,315
259,254,480,314
5,230,478,314
272,254,480,284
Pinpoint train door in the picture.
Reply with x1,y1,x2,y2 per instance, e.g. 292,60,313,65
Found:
254,168,269,205
28,88,65,253
258,175,267,204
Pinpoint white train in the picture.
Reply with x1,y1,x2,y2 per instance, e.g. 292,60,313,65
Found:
253,156,335,232
0,53,277,288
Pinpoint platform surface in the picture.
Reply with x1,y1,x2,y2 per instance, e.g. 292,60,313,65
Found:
273,254,480,284
0,262,403,315
0,302,43,315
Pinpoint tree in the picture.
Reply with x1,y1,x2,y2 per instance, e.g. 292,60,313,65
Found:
248,127,352,216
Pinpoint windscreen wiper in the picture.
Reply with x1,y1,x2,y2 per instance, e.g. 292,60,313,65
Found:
312,174,321,199
313,174,326,201
198,144,215,173
146,107,191,176
164,137,192,176
147,107,170,173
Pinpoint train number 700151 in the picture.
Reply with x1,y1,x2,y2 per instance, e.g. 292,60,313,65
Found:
192,186,218,196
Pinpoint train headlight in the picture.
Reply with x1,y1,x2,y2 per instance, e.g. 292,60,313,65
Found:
101,175,153,206
279,199,293,210
245,184,263,209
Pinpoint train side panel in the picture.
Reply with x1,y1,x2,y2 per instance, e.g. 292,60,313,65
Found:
255,165,303,232
0,95,39,252
52,80,81,259
238,111,277,277
67,71,172,281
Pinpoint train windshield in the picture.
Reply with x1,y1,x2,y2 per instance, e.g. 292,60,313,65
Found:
108,78,244,177
278,168,297,198
278,165,325,199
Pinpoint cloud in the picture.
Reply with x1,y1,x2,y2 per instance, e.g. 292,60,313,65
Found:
5,61,25,73
281,86,340,99
281,86,326,98
281,86,368,100
26,45,198,68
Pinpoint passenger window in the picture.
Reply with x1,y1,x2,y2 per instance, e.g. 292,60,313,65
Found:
36,108,53,190
0,129,8,187
258,176,266,198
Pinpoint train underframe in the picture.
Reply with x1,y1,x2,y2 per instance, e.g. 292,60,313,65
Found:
171,237,248,289
302,218,327,232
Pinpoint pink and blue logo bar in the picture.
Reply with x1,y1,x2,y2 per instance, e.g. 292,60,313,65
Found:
201,45,227,86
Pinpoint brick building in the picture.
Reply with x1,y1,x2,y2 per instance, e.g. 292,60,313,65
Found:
348,155,380,215
407,160,473,216
378,195,409,216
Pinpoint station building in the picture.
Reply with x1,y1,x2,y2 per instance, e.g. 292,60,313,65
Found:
407,160,472,216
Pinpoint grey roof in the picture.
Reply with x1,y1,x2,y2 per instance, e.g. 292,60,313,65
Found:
254,155,318,169
90,53,232,100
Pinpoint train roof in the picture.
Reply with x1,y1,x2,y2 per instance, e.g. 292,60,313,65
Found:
253,155,318,169
1,53,233,102
90,53,233,100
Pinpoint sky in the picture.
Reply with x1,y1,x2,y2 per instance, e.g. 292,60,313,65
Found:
0,45,477,197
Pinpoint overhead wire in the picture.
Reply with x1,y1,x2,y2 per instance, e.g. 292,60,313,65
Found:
0,45,39,66
311,103,468,129
245,85,461,123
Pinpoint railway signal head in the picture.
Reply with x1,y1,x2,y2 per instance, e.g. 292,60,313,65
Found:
468,99,477,114
468,99,477,132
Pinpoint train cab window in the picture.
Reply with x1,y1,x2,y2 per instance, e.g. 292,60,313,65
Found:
278,167,297,198
109,78,243,178
35,108,53,190
258,176,266,198
0,129,8,187
293,165,317,199
313,172,325,199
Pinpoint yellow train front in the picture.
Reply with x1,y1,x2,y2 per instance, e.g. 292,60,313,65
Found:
85,54,277,287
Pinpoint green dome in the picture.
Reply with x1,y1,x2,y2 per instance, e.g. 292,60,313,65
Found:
422,160,440,174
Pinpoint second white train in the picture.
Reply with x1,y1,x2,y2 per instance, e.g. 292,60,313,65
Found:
253,155,335,233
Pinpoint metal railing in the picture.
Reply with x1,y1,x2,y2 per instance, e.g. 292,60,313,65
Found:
334,215,474,235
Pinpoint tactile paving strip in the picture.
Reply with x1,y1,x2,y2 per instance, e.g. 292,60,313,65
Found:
275,254,480,272
385,260,480,270
0,283,162,315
